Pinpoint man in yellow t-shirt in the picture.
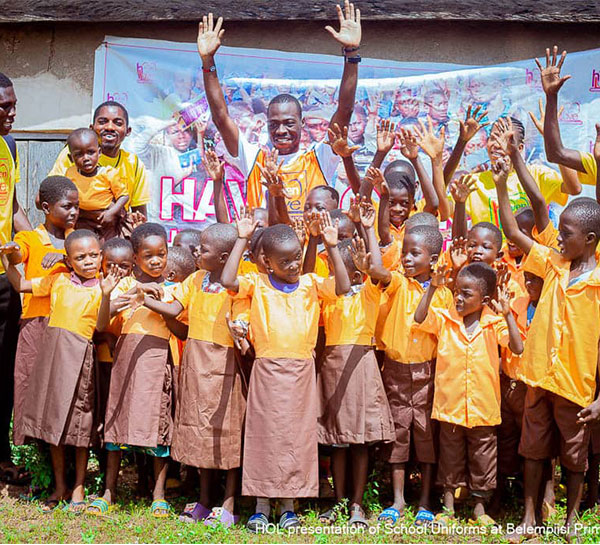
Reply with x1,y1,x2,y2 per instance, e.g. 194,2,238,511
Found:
0,72,32,480
49,101,150,216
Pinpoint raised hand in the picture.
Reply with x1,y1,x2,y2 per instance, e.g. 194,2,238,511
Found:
197,13,225,58
325,0,361,49
528,98,564,136
491,156,511,187
202,148,225,183
491,117,519,158
459,105,489,142
491,281,513,316
41,252,65,270
258,164,292,199
236,206,259,239
359,198,376,228
305,211,321,238
325,123,360,157
350,234,371,273
450,237,468,270
344,195,362,223
449,174,477,204
0,242,20,255
365,166,387,193
376,118,397,154
99,264,123,296
318,210,340,247
535,45,571,95
398,127,419,160
291,217,307,247
413,116,445,160
431,263,449,288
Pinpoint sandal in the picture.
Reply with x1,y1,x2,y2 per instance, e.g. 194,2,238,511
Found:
204,506,239,528
348,505,368,527
247,513,269,533
151,499,171,518
414,508,435,526
179,502,211,523
86,497,111,516
469,514,497,526
318,508,337,524
433,512,456,527
378,507,402,524
279,511,300,530
64,500,87,515
40,499,62,514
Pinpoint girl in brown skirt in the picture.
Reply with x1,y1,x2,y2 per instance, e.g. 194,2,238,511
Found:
140,223,245,527
90,223,176,518
221,211,351,531
2,229,122,513
317,232,394,526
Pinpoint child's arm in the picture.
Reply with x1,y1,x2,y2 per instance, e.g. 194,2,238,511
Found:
414,116,451,220
325,123,361,194
414,264,448,323
359,119,396,201
222,207,258,292
492,158,534,255
595,124,600,205
258,151,292,226
491,280,524,355
351,231,391,285
0,241,23,266
576,338,600,424
367,167,393,246
302,212,321,274
2,259,33,293
444,105,489,185
99,195,129,229
449,174,476,240
97,266,125,332
165,318,189,341
319,211,351,295
202,149,230,224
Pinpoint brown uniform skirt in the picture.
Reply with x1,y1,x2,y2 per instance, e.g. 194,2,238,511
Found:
242,357,318,498
171,339,246,470
13,316,48,446
20,326,97,448
104,333,174,448
317,344,394,445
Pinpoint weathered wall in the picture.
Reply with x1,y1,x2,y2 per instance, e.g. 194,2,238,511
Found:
1,20,599,130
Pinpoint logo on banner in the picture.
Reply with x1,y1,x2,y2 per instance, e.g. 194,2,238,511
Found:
560,102,583,125
590,69,600,92
136,62,156,84
525,68,542,90
106,91,129,104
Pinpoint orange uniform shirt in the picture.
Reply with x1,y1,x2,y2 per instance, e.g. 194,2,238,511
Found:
380,272,453,363
418,305,509,427
14,225,69,319
321,279,380,346
500,245,527,299
32,272,102,339
66,165,127,211
232,272,329,359
519,242,600,407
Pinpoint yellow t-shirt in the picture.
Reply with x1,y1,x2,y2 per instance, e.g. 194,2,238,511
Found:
66,165,127,211
0,136,20,274
32,272,102,339
50,146,150,208
465,165,566,227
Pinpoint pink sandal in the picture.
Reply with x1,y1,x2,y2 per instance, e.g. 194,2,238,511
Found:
204,507,239,528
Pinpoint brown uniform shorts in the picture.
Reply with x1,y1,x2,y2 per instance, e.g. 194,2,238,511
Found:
497,374,527,477
382,358,436,464
437,422,497,495
518,386,590,473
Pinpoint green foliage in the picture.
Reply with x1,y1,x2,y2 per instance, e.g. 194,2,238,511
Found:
11,442,52,492
362,469,381,514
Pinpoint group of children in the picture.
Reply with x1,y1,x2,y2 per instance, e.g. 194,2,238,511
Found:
2,37,600,541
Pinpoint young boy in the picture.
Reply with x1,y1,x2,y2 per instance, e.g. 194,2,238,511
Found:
3,230,122,513
414,262,523,524
221,211,350,531
173,229,202,264
65,128,129,241
1,176,79,448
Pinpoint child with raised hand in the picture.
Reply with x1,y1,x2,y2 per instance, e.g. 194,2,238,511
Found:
316,201,394,527
65,128,129,242
2,230,123,513
221,208,350,532
130,222,245,527
491,153,600,540
91,223,174,519
324,122,361,194
414,261,523,526
0,176,79,450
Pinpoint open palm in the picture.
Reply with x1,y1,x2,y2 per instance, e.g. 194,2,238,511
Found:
325,1,361,48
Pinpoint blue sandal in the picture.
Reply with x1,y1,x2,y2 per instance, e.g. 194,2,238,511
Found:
151,499,171,518
414,508,434,526
378,507,402,524
247,512,269,533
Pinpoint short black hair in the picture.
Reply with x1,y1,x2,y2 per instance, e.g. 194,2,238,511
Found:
202,223,238,254
383,159,416,186
67,127,98,152
470,221,503,250
563,197,600,241
103,237,133,255
93,100,129,126
330,209,355,237
249,227,266,256
65,229,100,254
268,93,302,117
130,222,168,253
38,176,77,205
458,262,497,298
386,170,416,199
337,238,358,274
174,228,202,249
405,212,439,230
309,185,340,207
167,246,196,279
261,224,299,257
0,73,13,89
405,225,443,256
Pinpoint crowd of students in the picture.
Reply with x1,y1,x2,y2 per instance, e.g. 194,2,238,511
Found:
0,2,599,540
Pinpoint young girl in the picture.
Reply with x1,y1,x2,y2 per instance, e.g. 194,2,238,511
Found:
2,229,121,513
89,223,174,518
221,210,350,531
138,223,245,526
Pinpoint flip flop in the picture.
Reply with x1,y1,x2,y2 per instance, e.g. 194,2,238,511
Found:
348,505,368,527
151,499,171,518
414,508,435,526
204,507,239,528
86,497,111,516
64,500,87,515
469,514,497,526
179,502,211,523
318,508,337,524
40,499,62,514
378,507,401,524
433,512,456,527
